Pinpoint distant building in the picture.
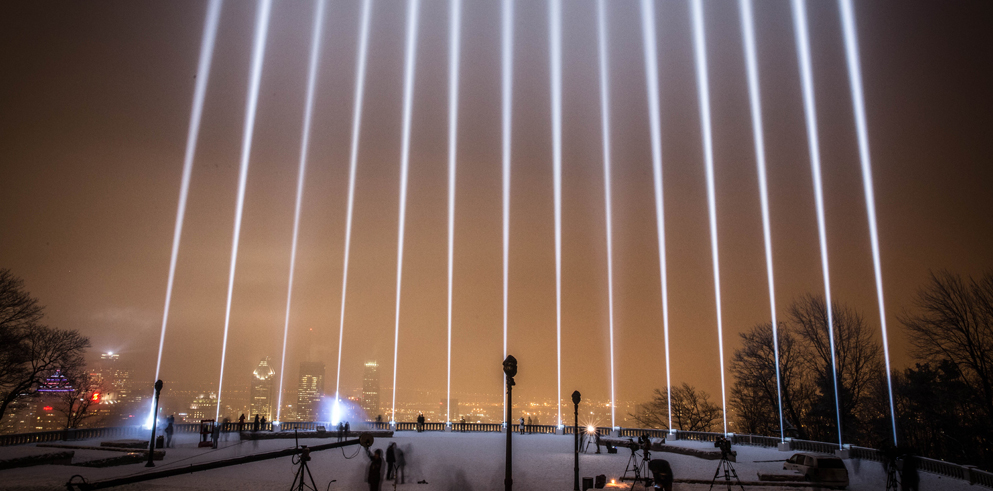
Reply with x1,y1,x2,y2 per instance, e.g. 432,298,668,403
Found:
89,352,133,422
362,361,379,420
440,398,460,422
250,357,275,421
296,361,325,421
189,393,217,422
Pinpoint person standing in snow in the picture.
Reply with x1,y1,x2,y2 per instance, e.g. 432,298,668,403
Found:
395,444,406,484
386,442,396,480
238,413,245,432
519,417,525,434
253,414,260,432
365,447,384,491
164,415,175,448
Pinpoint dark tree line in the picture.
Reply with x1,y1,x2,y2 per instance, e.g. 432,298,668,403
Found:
0,268,91,429
727,271,993,471
729,294,884,444
630,383,724,432
898,270,993,469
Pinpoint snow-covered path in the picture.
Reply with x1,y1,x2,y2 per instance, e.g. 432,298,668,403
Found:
0,431,973,490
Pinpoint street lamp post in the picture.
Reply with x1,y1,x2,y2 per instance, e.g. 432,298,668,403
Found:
572,390,581,491
145,379,163,467
503,355,517,491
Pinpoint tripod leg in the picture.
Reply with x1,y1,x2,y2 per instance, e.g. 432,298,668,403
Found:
305,462,319,491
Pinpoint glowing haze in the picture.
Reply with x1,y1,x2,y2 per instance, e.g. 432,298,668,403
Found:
2,1,990,433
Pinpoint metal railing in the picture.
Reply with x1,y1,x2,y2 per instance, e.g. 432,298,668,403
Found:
0,426,146,447
2,422,990,489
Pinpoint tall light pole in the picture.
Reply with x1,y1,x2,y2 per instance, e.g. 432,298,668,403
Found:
503,355,517,491
145,379,163,467
572,390,581,490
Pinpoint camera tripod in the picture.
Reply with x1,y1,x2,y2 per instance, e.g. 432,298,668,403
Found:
622,447,652,488
582,431,600,454
709,451,745,491
290,446,319,491
884,459,900,491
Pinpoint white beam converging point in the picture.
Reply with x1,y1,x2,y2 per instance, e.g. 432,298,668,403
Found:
690,0,728,435
501,0,514,419
333,0,373,424
791,0,844,447
148,0,222,428
275,0,326,424
391,0,422,424
738,0,786,442
595,0,617,429
838,0,898,445
638,0,673,431
216,0,273,421
446,0,462,425
549,0,564,428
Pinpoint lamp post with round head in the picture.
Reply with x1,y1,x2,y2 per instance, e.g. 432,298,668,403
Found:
572,390,581,490
503,355,517,491
146,379,163,467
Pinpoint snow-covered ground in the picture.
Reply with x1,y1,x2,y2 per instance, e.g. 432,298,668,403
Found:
0,431,976,490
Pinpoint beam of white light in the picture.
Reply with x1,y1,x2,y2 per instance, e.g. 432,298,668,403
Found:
446,0,462,425
549,0,563,428
276,0,326,424
791,0,843,447
216,0,272,421
691,0,728,436
149,0,221,426
391,0,421,423
333,0,373,418
839,0,897,445
595,0,617,429
501,0,514,421
638,0,673,431
738,0,785,442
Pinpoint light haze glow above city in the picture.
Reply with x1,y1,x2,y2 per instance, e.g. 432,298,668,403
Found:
1,0,991,425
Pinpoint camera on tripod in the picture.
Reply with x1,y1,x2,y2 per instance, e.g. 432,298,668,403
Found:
714,436,732,458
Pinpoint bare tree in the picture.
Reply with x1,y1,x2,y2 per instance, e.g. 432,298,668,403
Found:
0,269,90,424
729,295,884,443
53,367,100,430
630,383,723,432
902,270,993,422
729,322,814,439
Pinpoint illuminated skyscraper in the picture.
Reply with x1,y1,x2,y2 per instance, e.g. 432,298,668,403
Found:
189,392,217,422
296,361,324,421
250,357,275,421
362,361,379,420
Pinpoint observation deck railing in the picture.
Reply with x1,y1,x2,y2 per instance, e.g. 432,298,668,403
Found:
2,422,990,488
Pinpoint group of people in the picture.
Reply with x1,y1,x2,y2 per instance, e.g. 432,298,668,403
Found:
336,421,351,442
518,415,539,434
365,442,408,491
236,413,267,432
416,413,425,432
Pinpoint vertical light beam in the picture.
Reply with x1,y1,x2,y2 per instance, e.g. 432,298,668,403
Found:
333,0,373,420
639,0,673,431
549,0,564,427
501,0,514,419
691,0,728,435
738,0,785,442
839,0,897,445
446,0,462,424
791,0,844,447
595,0,617,429
391,0,422,423
276,0,326,424
149,0,221,427
216,0,272,420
